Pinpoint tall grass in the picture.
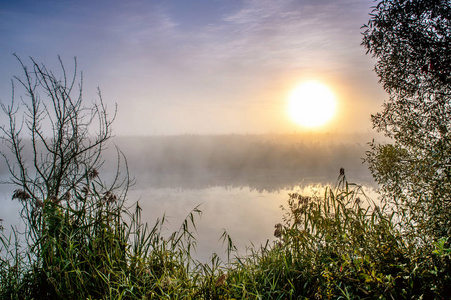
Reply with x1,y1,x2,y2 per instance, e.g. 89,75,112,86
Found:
211,173,451,299
1,173,450,299
0,181,204,299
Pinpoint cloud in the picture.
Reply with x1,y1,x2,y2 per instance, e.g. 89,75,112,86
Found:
51,0,371,79
139,0,373,75
107,4,179,46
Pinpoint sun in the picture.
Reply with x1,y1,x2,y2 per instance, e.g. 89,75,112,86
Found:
287,81,336,128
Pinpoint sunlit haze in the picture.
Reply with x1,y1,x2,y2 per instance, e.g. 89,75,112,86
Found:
287,81,336,129
0,0,386,135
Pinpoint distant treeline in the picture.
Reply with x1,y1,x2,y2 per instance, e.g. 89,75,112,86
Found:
110,133,379,191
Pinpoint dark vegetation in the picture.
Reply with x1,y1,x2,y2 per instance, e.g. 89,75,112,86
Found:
363,0,451,240
1,0,451,298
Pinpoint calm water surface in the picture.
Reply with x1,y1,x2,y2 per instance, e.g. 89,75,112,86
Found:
0,180,378,263
129,182,378,262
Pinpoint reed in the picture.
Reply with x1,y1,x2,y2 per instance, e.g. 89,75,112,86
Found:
1,173,450,299
212,174,451,299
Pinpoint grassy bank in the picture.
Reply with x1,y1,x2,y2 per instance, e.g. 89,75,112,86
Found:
1,174,450,299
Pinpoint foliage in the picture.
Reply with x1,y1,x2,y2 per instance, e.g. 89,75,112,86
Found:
219,174,451,299
0,188,203,299
362,0,451,238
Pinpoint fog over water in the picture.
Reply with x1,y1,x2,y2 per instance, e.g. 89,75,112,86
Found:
114,133,378,190
1,133,382,262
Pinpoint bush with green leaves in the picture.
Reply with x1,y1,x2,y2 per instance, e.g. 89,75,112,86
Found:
216,174,451,299
362,0,451,239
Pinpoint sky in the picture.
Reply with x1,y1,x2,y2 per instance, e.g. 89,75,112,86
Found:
0,0,387,136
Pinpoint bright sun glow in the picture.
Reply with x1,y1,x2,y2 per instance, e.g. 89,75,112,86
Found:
287,81,337,128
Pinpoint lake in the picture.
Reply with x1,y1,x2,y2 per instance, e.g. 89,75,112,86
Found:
128,183,377,262
0,133,380,262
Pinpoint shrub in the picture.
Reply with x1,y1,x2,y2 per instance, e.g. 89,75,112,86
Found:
222,173,451,299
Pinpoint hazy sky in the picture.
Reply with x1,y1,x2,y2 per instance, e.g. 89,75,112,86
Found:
0,0,386,136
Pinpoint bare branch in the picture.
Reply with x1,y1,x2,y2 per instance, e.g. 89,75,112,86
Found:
0,55,126,210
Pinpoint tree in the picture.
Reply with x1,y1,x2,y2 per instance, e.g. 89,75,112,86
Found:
1,55,126,203
0,56,130,278
362,0,451,238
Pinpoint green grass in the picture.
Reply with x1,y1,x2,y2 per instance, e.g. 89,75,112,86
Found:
1,174,450,299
